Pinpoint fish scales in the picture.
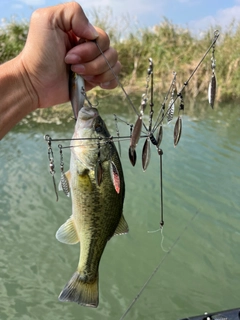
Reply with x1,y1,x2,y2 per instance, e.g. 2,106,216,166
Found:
71,147,125,274
56,105,128,307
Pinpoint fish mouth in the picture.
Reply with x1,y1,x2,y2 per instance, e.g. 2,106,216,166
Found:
79,106,99,121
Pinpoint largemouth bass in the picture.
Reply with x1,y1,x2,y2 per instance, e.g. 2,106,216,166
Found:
56,103,128,307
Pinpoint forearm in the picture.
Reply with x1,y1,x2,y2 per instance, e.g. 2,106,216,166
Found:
0,56,38,139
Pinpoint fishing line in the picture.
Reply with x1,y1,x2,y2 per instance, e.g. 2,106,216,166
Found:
160,228,169,253
147,227,169,252
94,40,138,116
94,40,149,133
153,71,177,133
147,147,168,254
147,148,164,229
120,209,200,320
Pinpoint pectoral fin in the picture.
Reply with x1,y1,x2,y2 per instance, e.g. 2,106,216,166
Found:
114,215,129,235
56,216,79,244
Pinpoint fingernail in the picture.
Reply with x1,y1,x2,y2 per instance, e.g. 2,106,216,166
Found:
72,64,86,74
65,53,80,64
100,81,111,88
83,75,95,81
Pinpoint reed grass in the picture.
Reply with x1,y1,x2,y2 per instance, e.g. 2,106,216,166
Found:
1,12,240,104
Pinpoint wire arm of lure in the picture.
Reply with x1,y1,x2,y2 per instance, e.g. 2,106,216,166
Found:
58,144,70,197
80,86,94,108
141,59,154,171
179,30,220,92
44,135,146,144
45,133,148,161
155,30,220,127
44,134,59,201
158,148,164,227
153,71,177,132
114,114,122,157
147,58,154,133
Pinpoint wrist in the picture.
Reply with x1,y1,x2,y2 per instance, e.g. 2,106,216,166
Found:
16,54,39,112
0,56,39,138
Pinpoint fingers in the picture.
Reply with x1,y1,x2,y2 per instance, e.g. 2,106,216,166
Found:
54,2,98,39
65,28,120,90
73,54,121,90
83,59,121,81
65,27,110,64
83,61,121,91
71,46,118,74
33,2,121,92
65,40,109,64
85,78,119,91
20,1,120,111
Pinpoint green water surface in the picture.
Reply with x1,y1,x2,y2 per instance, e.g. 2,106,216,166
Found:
0,101,240,320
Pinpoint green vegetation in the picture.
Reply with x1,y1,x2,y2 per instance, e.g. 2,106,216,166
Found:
113,21,240,103
1,13,240,104
0,19,28,62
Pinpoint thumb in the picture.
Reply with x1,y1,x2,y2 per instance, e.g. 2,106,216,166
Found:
55,2,98,40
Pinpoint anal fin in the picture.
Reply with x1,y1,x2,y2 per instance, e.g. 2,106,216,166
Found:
114,214,129,235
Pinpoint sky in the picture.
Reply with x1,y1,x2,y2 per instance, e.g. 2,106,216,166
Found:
1,0,240,35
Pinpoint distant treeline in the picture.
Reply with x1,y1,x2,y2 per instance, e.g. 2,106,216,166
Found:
1,12,240,103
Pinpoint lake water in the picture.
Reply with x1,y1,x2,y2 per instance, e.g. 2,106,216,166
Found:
0,98,240,320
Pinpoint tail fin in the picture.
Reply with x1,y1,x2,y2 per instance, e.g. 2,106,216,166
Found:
58,271,99,307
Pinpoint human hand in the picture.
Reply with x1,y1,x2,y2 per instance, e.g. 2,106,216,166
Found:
19,2,121,110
